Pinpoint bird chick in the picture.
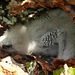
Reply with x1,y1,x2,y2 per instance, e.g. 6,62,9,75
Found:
0,8,75,60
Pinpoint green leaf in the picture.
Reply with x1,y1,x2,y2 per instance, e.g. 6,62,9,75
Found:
26,62,31,68
39,71,48,75
26,61,37,75
54,68,64,75
68,68,75,75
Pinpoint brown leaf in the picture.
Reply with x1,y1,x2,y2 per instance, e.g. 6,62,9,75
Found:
65,58,75,67
13,54,25,63
34,65,41,75
33,56,53,74
52,58,75,69
0,50,9,58
52,59,65,69
8,0,75,23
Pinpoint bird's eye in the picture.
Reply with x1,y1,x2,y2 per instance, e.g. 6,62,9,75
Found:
2,45,12,49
